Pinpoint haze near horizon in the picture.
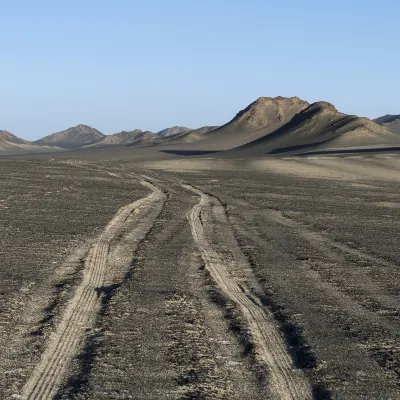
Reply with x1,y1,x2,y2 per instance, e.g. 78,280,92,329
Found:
1,0,399,140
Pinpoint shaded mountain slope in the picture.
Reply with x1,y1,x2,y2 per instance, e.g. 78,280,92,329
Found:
227,102,400,156
374,114,400,134
34,124,105,149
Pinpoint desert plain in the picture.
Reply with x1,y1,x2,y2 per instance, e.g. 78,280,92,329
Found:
0,148,399,400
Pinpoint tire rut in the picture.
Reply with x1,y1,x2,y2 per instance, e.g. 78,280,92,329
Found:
265,208,400,315
183,184,312,400
266,208,398,270
21,180,166,400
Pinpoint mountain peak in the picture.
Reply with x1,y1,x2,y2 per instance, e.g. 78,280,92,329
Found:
226,96,309,131
0,130,28,145
34,124,105,149
300,101,339,115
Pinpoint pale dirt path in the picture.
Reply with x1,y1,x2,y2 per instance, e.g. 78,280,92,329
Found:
183,184,312,400
21,180,166,400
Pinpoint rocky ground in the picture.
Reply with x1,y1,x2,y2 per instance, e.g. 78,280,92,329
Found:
0,154,399,399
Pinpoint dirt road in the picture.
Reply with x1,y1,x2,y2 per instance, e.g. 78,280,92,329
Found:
183,184,311,399
21,180,166,399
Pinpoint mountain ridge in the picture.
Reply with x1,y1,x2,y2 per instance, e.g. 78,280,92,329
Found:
226,102,399,156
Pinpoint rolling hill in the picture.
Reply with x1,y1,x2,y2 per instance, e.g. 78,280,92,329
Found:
34,124,105,149
0,130,28,146
85,126,193,148
156,126,192,137
227,102,400,156
0,130,60,155
84,129,157,148
374,114,400,134
154,126,219,145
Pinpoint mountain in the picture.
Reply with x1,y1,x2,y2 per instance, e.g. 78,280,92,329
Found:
34,124,105,149
160,96,310,151
0,130,28,146
156,126,192,137
374,114,400,134
228,102,400,156
85,126,192,148
0,130,31,154
221,96,310,133
0,130,60,155
84,129,157,148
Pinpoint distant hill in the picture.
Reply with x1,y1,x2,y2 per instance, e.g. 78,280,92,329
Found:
160,96,310,151
156,126,192,137
0,130,28,146
155,126,219,145
228,102,400,156
374,114,400,134
84,129,157,148
84,126,192,148
34,124,105,149
0,130,60,155
4,100,398,157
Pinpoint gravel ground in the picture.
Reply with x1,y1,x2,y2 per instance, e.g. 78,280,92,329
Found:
0,154,399,399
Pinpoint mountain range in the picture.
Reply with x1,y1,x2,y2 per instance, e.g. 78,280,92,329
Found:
1,97,399,156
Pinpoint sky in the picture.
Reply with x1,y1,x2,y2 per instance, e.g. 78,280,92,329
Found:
1,0,399,140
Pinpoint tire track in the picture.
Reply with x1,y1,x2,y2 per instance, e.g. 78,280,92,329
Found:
266,208,398,269
21,180,166,400
265,209,400,315
183,184,312,400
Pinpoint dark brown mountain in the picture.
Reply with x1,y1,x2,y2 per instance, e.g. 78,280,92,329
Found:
228,102,400,156
373,114,400,134
34,124,105,149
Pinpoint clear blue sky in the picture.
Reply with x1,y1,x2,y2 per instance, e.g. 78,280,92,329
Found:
1,0,399,140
